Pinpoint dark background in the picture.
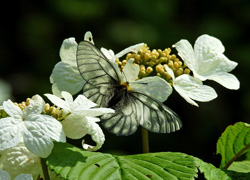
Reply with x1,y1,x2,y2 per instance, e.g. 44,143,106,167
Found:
1,0,249,167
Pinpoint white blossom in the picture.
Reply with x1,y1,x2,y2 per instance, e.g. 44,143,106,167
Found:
50,38,85,97
0,169,33,180
164,65,217,107
0,95,66,158
0,142,41,179
120,59,173,102
45,91,115,151
101,43,144,62
174,34,239,90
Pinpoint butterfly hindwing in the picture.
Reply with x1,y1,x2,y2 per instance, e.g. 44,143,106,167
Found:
130,92,182,133
101,90,140,136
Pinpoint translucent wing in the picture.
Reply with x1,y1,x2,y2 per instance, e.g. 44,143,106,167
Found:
101,91,182,136
77,41,120,86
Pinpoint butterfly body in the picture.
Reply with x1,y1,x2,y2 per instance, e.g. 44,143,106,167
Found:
77,40,182,136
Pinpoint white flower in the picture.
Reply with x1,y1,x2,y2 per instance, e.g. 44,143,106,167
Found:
44,91,115,151
119,58,173,102
50,38,85,97
0,95,66,158
0,142,41,180
101,43,144,62
164,65,217,107
0,169,33,180
174,34,239,90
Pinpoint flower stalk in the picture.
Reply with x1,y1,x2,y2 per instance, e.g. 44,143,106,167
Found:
41,158,50,180
141,127,149,153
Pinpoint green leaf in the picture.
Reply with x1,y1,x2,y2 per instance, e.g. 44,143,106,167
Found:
216,122,250,169
47,142,198,180
117,152,197,180
194,157,231,180
228,160,250,173
47,143,120,180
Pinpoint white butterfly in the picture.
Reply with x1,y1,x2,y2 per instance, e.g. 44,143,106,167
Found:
76,32,182,136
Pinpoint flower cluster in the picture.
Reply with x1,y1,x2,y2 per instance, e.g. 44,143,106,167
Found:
115,34,240,106
0,92,114,178
0,31,240,178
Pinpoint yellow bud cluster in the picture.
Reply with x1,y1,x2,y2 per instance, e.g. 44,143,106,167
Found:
116,44,191,83
43,103,63,120
0,98,64,120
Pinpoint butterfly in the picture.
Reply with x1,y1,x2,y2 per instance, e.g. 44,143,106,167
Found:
76,32,182,136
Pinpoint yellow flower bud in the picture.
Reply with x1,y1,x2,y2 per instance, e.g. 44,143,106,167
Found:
175,68,184,76
174,62,179,69
156,64,164,74
144,53,150,60
164,72,172,80
146,67,153,74
168,60,174,68
126,53,133,61
140,65,146,72
134,54,141,61
184,68,191,74
122,60,127,65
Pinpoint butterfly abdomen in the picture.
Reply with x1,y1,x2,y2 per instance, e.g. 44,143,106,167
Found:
108,86,128,109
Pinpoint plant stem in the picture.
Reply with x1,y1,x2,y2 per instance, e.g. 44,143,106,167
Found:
224,142,250,169
41,158,50,180
141,127,149,153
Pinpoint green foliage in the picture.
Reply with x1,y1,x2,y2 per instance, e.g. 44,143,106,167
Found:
47,142,197,180
47,122,250,180
216,122,250,169
194,157,231,180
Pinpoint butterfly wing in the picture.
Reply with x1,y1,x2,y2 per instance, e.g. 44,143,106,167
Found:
77,41,120,86
101,91,181,136
130,92,182,133
77,41,120,107
76,41,182,136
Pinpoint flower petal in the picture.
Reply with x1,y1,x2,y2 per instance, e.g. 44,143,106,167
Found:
114,43,144,60
76,108,115,117
164,65,175,80
24,114,66,158
73,94,97,110
122,58,140,82
194,34,225,58
0,169,10,180
0,117,22,151
59,38,78,65
0,142,41,180
82,117,105,151
194,51,238,79
61,91,74,104
174,74,217,106
23,95,45,117
84,31,94,44
101,48,115,60
174,39,196,72
44,93,70,111
206,72,240,90
50,61,85,97
2,100,23,118
62,114,88,139
14,174,33,180
129,76,173,102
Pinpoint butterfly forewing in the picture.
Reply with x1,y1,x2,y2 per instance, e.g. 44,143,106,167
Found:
77,41,119,86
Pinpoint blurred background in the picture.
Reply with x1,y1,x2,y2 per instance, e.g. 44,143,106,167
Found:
0,0,249,169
